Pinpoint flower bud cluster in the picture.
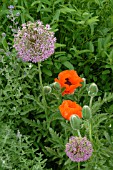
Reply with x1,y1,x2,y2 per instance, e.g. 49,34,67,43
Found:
13,20,56,63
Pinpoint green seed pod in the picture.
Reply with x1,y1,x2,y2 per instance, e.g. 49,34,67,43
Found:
70,115,81,130
82,105,92,119
88,83,98,97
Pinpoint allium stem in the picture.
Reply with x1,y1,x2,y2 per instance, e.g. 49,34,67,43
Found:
38,62,49,127
78,162,80,170
89,121,92,141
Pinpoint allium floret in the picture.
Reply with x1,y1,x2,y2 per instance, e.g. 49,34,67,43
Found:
13,20,56,63
65,136,93,162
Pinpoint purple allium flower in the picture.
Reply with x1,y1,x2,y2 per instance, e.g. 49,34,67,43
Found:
13,21,56,63
65,136,93,162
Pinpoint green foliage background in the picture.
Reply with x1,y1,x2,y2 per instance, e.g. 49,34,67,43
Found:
0,0,113,169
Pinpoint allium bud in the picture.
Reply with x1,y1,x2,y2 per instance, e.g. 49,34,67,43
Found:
65,136,93,162
43,86,51,94
51,82,61,91
88,83,98,97
82,105,92,119
70,115,81,130
13,20,56,63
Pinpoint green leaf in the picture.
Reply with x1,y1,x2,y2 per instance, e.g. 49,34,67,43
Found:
16,6,25,10
102,70,110,74
86,16,99,25
104,131,111,143
25,13,34,22
52,10,60,22
42,67,52,76
60,7,76,14
63,61,74,70
89,41,94,52
54,62,61,69
21,105,37,115
41,0,51,5
1,37,8,51
55,43,66,48
31,0,40,6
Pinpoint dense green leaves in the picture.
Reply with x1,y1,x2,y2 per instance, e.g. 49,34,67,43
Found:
1,0,113,169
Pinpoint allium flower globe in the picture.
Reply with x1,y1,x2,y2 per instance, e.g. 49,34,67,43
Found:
65,136,93,162
13,20,56,62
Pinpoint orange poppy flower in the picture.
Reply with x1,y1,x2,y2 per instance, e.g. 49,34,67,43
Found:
54,70,83,96
59,100,82,120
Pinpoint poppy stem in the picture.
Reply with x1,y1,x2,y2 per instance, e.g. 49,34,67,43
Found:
89,96,94,108
77,130,81,137
38,62,49,128
78,162,80,170
89,96,94,141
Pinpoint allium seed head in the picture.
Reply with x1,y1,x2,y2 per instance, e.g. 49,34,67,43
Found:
13,21,56,63
65,136,93,162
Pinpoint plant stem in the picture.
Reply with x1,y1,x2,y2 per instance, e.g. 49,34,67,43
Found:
89,96,94,141
38,62,49,127
89,120,92,141
89,96,93,108
78,162,80,170
77,129,81,137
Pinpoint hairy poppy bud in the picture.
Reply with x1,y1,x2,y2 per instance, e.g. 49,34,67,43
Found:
51,82,61,91
70,115,81,130
88,83,98,97
82,105,92,119
82,78,86,87
43,86,51,94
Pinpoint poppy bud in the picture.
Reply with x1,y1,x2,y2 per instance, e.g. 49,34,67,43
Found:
43,86,51,94
88,83,98,97
51,82,61,91
70,115,81,130
82,78,86,87
82,105,92,119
